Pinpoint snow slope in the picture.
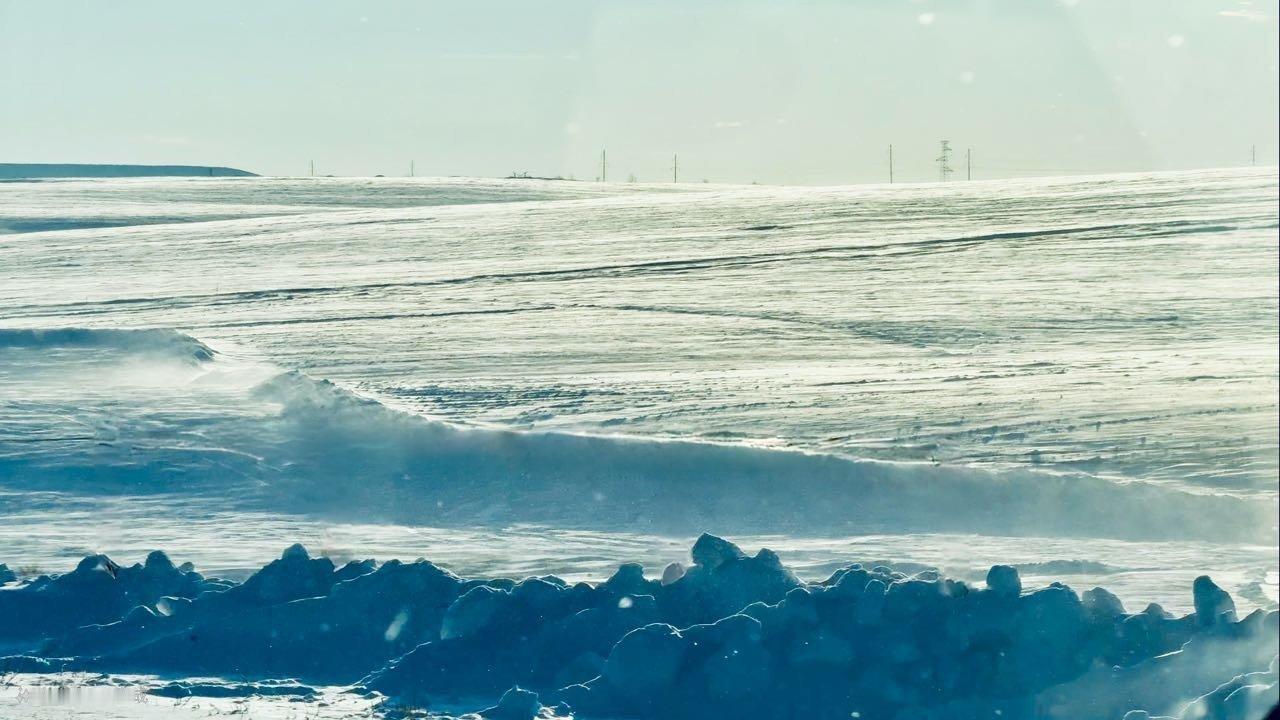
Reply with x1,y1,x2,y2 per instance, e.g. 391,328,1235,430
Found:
2,170,1274,494
0,168,1276,617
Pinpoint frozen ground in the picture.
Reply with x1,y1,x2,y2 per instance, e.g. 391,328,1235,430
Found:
0,170,1276,717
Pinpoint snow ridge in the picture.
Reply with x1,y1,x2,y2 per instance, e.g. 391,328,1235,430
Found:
0,327,214,363
246,370,1277,543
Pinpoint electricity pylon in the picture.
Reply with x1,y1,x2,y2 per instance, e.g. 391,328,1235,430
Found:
937,141,954,182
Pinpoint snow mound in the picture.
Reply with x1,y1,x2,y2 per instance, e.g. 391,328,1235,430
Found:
2,535,1274,720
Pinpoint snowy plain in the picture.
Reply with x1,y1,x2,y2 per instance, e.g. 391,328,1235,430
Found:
0,169,1277,717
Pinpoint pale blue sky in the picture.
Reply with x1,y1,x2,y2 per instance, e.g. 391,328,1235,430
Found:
1,0,1276,183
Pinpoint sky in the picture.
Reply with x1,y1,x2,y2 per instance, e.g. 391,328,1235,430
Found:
1,0,1277,184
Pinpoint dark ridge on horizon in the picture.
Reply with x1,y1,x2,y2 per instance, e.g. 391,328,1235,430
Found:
0,163,257,179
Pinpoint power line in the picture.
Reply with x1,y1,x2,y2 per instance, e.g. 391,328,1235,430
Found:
973,165,1102,173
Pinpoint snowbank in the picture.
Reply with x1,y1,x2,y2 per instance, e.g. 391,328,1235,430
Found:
0,536,1274,719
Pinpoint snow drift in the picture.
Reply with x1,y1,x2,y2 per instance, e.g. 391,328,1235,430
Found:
249,370,1277,543
0,536,1275,720
0,326,1273,543
0,327,214,362
0,163,256,179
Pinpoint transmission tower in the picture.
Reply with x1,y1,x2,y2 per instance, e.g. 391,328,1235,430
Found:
936,141,954,182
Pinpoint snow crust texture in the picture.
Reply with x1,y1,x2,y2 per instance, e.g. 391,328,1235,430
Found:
1,535,1275,720
2,170,1275,494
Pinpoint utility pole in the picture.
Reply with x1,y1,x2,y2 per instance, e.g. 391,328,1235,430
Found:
936,141,954,182
889,144,894,184
672,154,679,183
601,149,608,182
966,148,972,180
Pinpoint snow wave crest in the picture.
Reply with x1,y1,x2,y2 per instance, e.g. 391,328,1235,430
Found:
0,326,1272,544
0,327,215,362
246,371,1277,543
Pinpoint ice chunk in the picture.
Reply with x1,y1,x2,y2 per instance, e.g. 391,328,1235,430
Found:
601,623,687,703
1193,575,1237,627
0,550,216,643
600,563,656,598
144,551,174,573
442,585,510,640
691,533,745,570
480,686,543,720
661,562,685,586
986,564,1022,597
282,543,310,561
1083,586,1126,619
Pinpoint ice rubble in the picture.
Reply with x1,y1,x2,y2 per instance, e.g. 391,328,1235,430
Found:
0,550,223,645
0,535,1275,719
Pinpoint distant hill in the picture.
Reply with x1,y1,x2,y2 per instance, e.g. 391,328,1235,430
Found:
0,163,257,178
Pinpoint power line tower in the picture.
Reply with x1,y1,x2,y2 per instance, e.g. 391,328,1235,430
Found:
672,154,679,183
889,144,894,183
600,149,608,182
936,141,954,182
